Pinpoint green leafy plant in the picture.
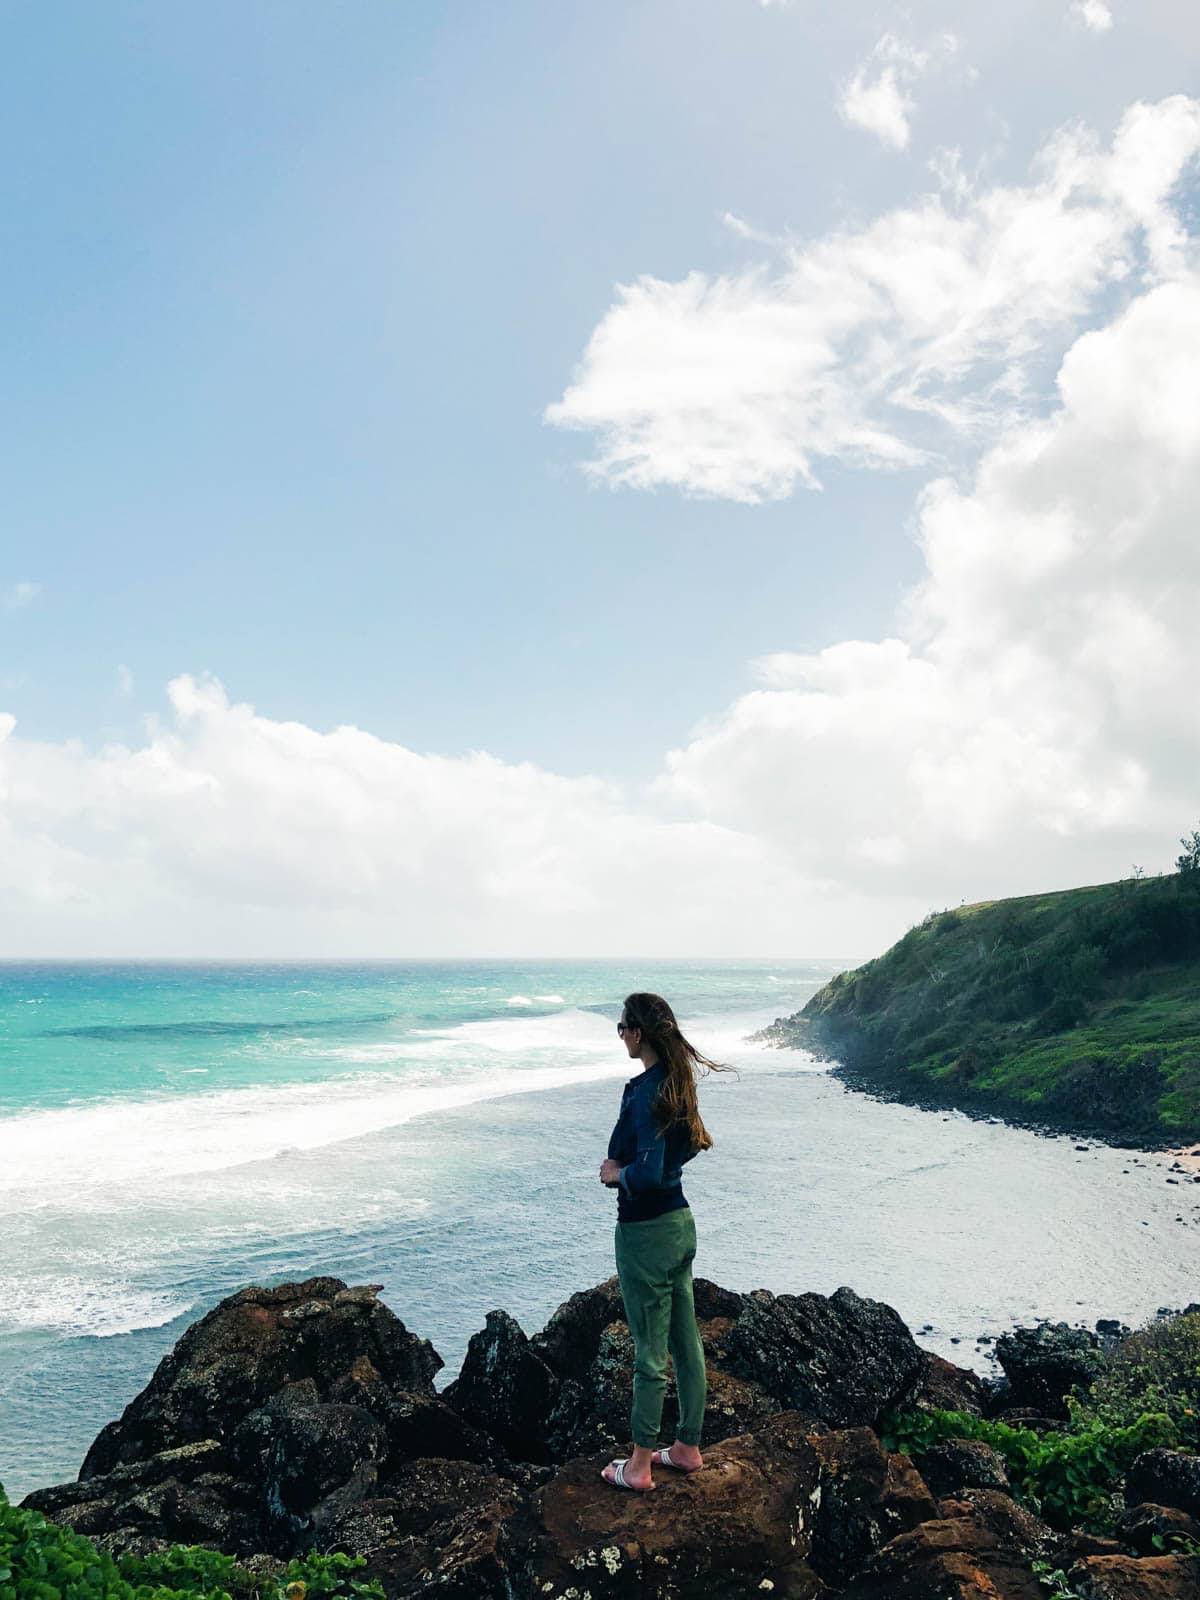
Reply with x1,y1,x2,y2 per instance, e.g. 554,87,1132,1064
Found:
1030,1557,1085,1598
1148,1529,1200,1556
0,1487,385,1600
1068,1311,1200,1453
880,1405,1175,1533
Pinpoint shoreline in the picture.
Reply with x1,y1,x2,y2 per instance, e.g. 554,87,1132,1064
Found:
759,1016,1197,1157
828,1054,1182,1153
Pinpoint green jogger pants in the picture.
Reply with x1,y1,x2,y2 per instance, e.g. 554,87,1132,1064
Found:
614,1206,707,1449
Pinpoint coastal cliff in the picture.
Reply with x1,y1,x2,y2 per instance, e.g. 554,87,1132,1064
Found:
761,873,1200,1146
9,1276,1200,1598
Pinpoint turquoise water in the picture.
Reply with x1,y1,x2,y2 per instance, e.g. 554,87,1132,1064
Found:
0,958,830,1335
3,958,1198,1501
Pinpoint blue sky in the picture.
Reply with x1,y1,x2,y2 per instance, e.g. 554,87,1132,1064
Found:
4,1,1200,956
2,2,941,779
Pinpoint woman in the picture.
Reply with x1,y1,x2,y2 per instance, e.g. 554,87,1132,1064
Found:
597,991,732,1492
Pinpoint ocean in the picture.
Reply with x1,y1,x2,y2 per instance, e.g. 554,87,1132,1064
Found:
2,957,1197,1502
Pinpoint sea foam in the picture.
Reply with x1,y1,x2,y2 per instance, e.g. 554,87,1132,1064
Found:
0,1008,630,1201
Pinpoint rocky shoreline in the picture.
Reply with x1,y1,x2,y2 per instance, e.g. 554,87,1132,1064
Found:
14,1274,1200,1598
756,1012,1200,1161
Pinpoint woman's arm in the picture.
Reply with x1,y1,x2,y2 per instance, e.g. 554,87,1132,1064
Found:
617,1086,667,1195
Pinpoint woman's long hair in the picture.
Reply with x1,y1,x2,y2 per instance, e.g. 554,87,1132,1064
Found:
621,991,735,1152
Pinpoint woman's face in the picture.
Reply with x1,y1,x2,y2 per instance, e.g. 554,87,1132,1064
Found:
618,1012,642,1059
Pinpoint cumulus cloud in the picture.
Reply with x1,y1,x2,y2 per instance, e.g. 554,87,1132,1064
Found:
546,97,1200,503
837,32,957,152
2,582,41,611
10,94,1200,959
1072,0,1114,32
7,281,1199,955
0,675,896,957
655,270,1200,903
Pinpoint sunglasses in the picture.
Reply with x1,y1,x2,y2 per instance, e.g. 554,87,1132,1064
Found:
616,1021,637,1037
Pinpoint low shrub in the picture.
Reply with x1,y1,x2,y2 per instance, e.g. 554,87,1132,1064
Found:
1068,1310,1200,1453
880,1406,1175,1532
0,1486,385,1600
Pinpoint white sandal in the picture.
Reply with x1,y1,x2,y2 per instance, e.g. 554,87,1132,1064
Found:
602,1457,655,1492
655,1446,700,1474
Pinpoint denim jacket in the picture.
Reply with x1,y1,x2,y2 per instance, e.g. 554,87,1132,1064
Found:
607,1060,696,1222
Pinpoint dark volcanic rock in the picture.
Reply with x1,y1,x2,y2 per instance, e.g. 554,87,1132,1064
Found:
22,1279,456,1556
228,1385,387,1547
1126,1449,1200,1518
21,1440,261,1554
1116,1502,1200,1556
723,1286,927,1427
806,1426,937,1588
442,1309,558,1462
327,1356,502,1471
521,1411,826,1600
915,1437,1011,1498
914,1352,993,1416
840,1489,1053,1599
993,1322,1107,1419
316,1459,526,1599
79,1279,442,1479
528,1275,627,1374
32,1270,1175,1597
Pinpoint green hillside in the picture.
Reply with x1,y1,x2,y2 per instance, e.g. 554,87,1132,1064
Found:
772,871,1200,1144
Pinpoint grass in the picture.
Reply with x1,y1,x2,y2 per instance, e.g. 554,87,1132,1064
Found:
783,873,1200,1142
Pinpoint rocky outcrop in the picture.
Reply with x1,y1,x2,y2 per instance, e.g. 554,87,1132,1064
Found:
24,1279,492,1557
839,1489,1054,1599
521,1413,828,1600
914,1351,993,1416
993,1321,1108,1419
19,1274,1200,1599
1125,1449,1200,1519
913,1437,1011,1498
441,1309,558,1463
79,1278,442,1479
722,1286,927,1427
805,1427,937,1588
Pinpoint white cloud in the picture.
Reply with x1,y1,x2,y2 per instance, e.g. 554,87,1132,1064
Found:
1072,0,1114,32
655,271,1200,903
0,674,893,957
6,277,1200,955
2,582,41,611
720,211,780,246
546,97,1200,503
9,94,1200,960
837,33,957,152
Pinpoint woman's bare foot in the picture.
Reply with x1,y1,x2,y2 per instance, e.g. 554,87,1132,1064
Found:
601,1443,655,1491
661,1440,702,1471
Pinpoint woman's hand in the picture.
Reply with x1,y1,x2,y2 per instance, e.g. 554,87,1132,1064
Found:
599,1158,622,1187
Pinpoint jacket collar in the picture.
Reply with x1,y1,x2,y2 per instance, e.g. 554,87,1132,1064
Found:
628,1057,666,1087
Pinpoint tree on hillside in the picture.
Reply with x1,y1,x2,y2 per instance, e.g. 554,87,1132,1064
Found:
1178,826,1200,874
